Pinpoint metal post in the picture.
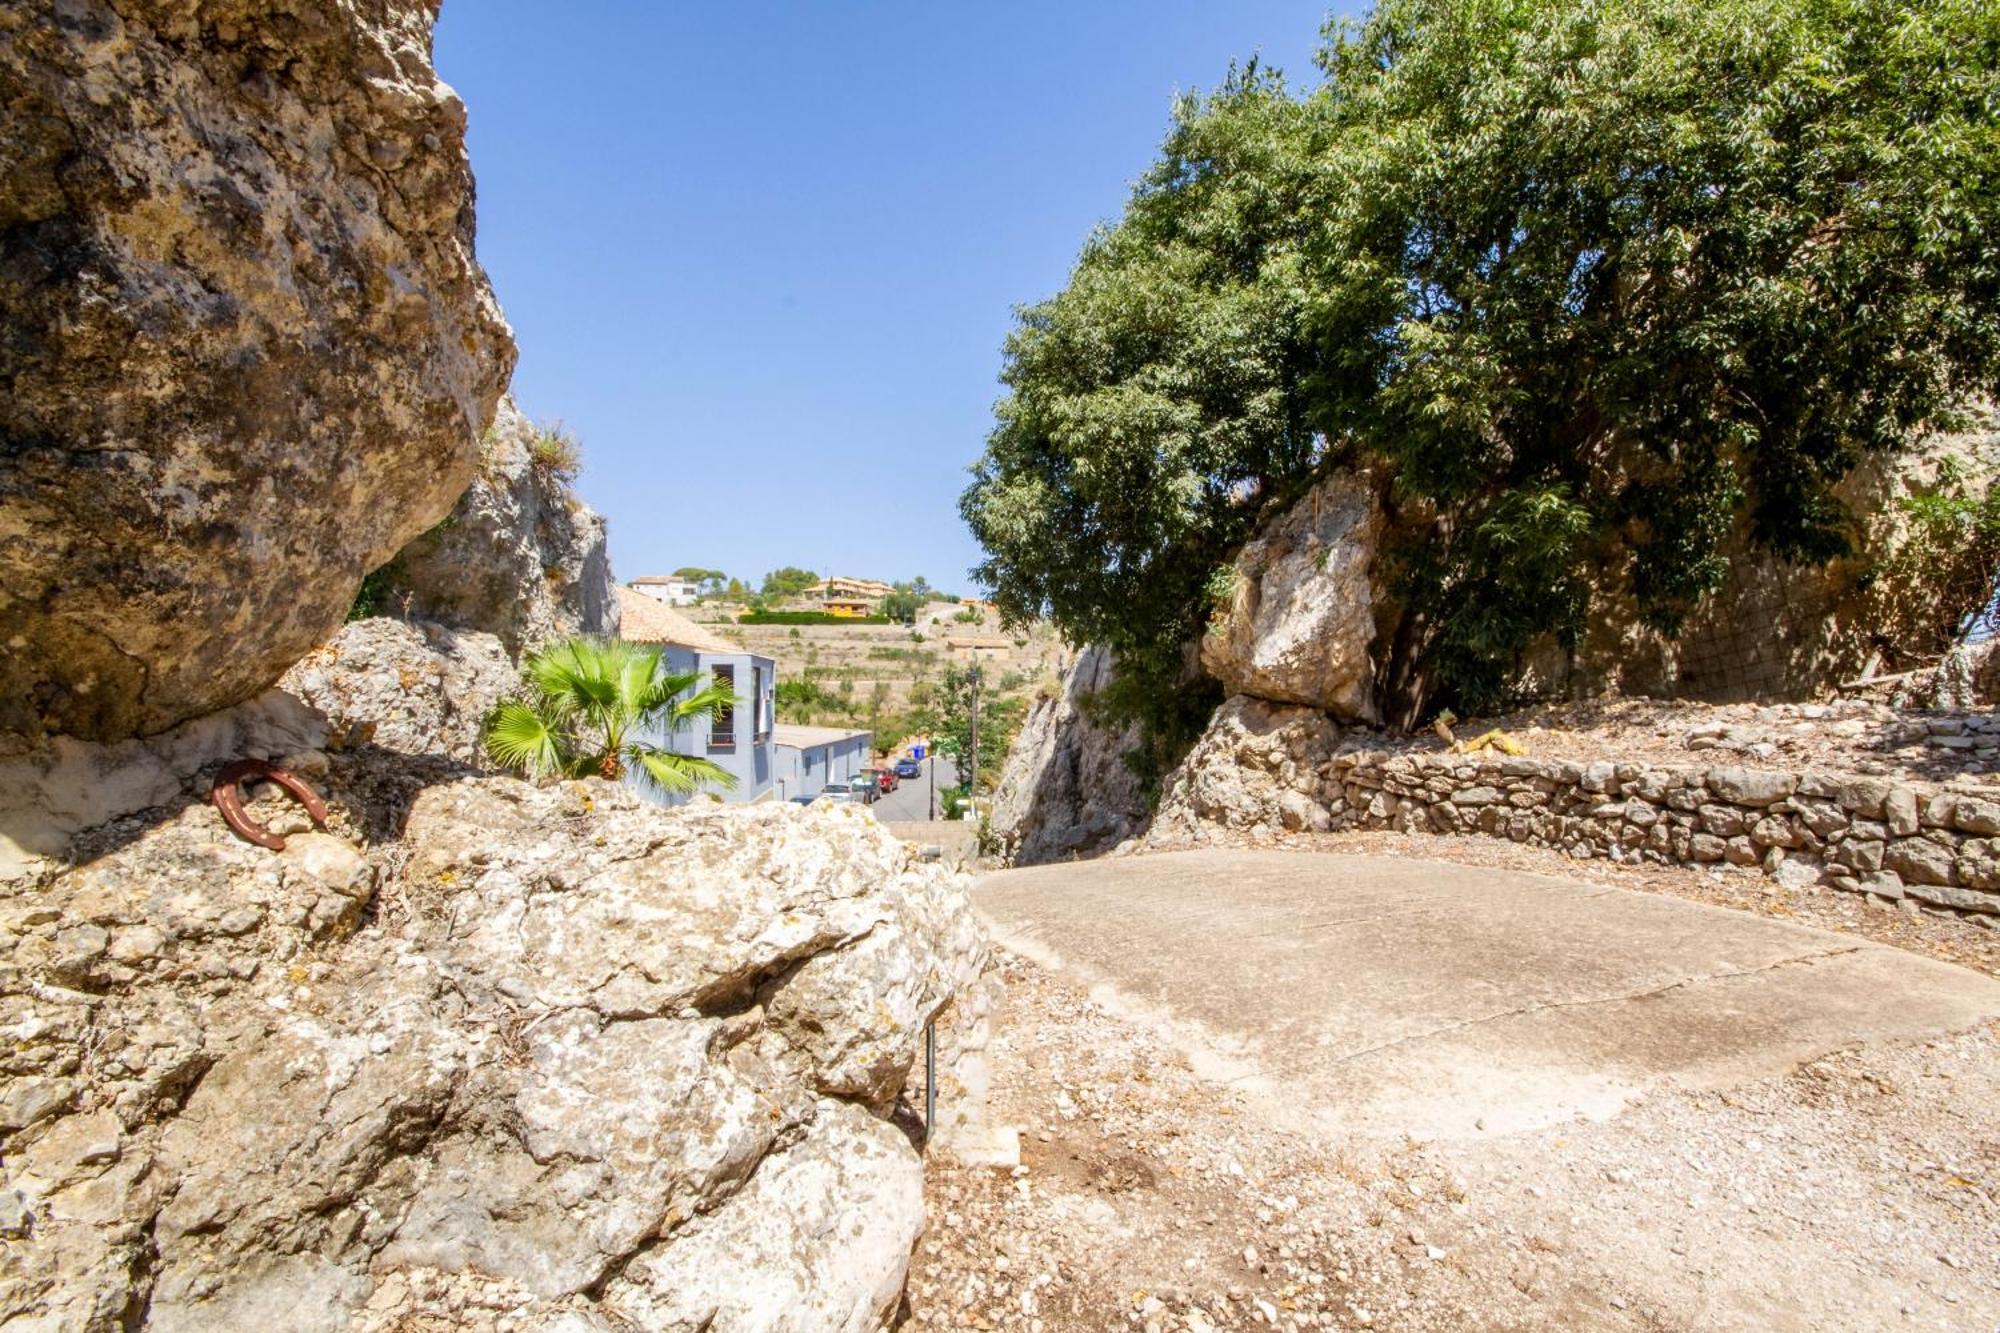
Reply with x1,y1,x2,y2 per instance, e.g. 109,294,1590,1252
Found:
924,1021,937,1137
927,751,935,821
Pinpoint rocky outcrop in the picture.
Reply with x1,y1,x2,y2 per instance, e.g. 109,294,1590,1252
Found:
0,691,327,883
1201,467,1385,721
374,395,618,654
2,767,987,1330
1153,694,2000,919
1195,425,2000,721
1559,419,2000,701
0,0,514,746
277,617,514,764
989,646,1149,865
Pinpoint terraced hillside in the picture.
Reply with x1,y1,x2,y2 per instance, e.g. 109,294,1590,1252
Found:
685,604,1065,760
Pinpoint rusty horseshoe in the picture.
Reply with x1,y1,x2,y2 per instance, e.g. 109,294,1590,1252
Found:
210,758,328,851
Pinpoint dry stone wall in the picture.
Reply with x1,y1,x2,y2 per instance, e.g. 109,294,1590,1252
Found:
1153,697,2000,919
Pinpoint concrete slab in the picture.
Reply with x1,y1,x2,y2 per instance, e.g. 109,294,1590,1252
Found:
975,849,2000,1139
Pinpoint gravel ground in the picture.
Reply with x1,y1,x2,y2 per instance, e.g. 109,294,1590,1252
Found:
1346,697,2000,789
906,944,2000,1332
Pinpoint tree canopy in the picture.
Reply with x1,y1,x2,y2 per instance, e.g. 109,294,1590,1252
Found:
760,566,820,600
962,0,2000,746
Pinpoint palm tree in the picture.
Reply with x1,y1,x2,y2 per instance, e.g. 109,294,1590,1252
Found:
484,637,739,796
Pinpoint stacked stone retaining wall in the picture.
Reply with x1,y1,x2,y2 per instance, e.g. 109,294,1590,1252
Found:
1151,697,2000,920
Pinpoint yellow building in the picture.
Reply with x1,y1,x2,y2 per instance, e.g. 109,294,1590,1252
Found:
803,576,893,614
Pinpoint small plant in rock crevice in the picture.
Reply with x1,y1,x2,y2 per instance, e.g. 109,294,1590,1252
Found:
528,423,582,482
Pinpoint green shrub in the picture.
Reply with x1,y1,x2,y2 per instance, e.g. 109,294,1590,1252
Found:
739,611,893,626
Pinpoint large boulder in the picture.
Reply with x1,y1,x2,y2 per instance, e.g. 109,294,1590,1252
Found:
373,394,618,654
1,772,988,1331
1200,466,1386,722
0,0,514,747
989,645,1150,865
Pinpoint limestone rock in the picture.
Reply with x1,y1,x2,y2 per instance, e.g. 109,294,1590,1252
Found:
2,769,988,1328
0,690,328,882
989,646,1149,865
1151,695,1338,843
1200,467,1385,721
0,0,514,745
277,617,515,764
375,395,618,654
602,1099,924,1332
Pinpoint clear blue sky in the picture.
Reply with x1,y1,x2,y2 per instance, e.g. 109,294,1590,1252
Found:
434,1,1337,596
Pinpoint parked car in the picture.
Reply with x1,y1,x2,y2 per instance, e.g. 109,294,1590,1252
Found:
788,794,815,805
815,781,872,806
894,757,924,780
865,766,897,794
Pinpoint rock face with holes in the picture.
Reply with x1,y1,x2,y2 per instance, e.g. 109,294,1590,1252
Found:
372,394,618,655
989,646,1150,865
0,0,514,746
1,770,987,1330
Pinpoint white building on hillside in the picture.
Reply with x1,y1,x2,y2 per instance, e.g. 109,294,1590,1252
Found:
617,586,775,804
630,574,699,606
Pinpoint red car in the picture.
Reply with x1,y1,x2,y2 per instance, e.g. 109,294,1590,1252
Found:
863,766,898,795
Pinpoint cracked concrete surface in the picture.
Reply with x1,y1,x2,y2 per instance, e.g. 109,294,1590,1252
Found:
975,849,2000,1139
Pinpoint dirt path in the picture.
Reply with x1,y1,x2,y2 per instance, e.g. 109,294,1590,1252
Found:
902,851,2000,1331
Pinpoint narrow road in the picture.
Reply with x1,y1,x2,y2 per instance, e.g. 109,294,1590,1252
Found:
904,847,2000,1329
974,848,2000,1139
871,754,957,822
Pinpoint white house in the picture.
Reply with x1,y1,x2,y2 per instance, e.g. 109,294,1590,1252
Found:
630,573,700,606
617,586,776,803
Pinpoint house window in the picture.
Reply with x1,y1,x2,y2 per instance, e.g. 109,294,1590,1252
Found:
753,664,770,742
709,664,736,751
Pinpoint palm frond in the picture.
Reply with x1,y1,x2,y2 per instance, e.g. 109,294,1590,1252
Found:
484,700,568,778
637,667,706,717
668,679,741,727
613,641,666,717
631,744,740,795
527,639,619,720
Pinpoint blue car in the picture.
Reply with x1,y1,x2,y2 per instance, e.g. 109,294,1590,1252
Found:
894,757,923,780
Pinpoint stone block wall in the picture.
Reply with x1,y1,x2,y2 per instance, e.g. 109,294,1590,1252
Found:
1151,697,2000,919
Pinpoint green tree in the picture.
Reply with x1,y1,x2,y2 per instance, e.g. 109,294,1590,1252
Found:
882,587,923,622
920,664,1026,796
674,567,729,597
484,637,738,795
963,0,2000,742
761,566,820,600
776,677,839,724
